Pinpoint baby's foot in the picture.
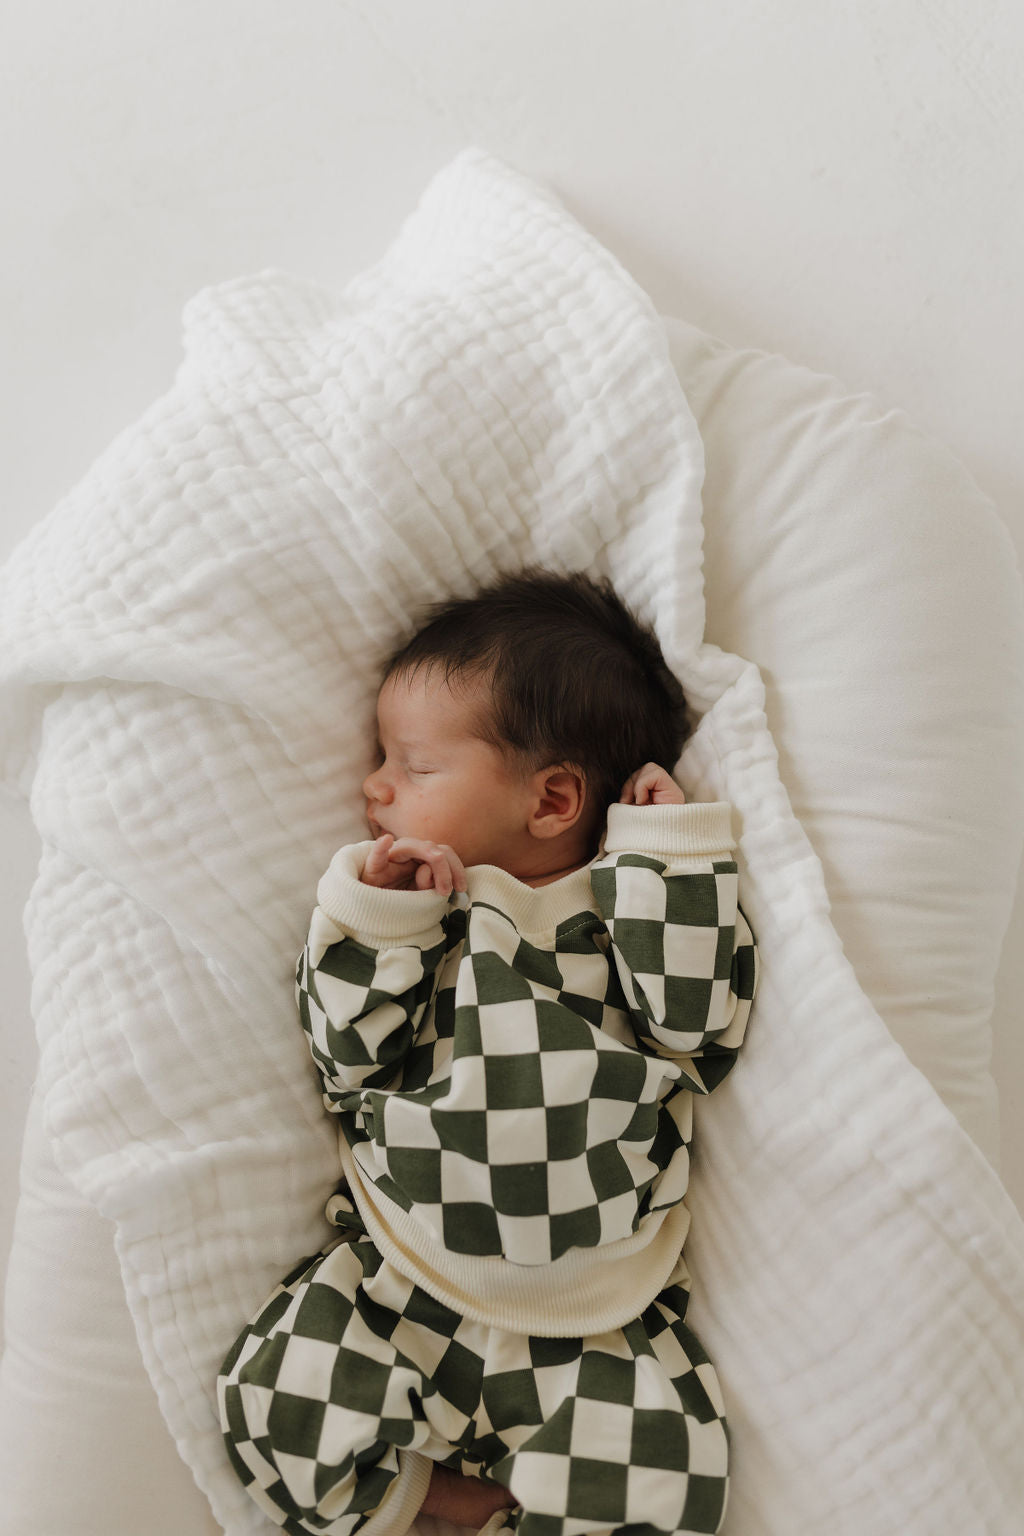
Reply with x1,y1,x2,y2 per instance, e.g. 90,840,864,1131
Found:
420,1465,517,1528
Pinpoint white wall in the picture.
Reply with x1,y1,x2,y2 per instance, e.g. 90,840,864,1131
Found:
3,0,1023,1291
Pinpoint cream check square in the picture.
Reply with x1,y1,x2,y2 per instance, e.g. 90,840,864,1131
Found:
271,1451,320,1511
446,1053,489,1108
233,1379,274,1440
599,1189,646,1244
663,920,719,979
507,1451,570,1513
695,1360,728,1419
496,1211,555,1262
625,1463,689,1527
486,1106,548,1164
634,969,665,1020
539,1048,597,1104
633,1353,687,1411
611,864,668,924
272,1334,340,1402
382,1098,442,1149
546,1154,596,1215
555,949,606,998
569,1397,635,1461
684,1415,730,1477
317,1401,387,1468
478,1001,540,1054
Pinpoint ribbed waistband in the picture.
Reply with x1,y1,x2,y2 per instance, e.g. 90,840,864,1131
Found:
338,1138,691,1337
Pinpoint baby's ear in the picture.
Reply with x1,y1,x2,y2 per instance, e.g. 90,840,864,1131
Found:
529,765,587,839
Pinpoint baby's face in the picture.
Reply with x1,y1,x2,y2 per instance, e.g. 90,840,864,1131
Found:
363,669,533,872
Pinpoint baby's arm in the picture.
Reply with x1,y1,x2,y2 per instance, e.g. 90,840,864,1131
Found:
591,765,758,1093
297,843,452,1106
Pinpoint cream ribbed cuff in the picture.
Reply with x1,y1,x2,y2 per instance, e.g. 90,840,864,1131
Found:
354,1449,433,1536
604,801,734,858
316,842,449,946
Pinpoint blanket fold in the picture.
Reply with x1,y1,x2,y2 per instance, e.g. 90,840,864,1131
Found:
2,147,1023,1536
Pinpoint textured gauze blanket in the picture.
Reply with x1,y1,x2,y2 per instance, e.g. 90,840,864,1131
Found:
1,149,1023,1536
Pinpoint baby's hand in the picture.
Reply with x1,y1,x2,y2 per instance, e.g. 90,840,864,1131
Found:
619,763,686,806
360,834,467,897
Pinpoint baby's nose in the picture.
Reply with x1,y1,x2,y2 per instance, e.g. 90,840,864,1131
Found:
363,765,393,803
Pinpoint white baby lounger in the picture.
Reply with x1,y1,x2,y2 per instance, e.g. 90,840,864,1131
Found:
1,149,1023,1536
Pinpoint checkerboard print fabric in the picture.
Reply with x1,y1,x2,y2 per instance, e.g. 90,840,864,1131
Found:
297,840,757,1268
218,1233,731,1536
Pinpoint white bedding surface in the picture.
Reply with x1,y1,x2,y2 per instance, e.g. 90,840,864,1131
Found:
2,149,1024,1536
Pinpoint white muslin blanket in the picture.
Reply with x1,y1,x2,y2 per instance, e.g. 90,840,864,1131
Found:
2,149,1023,1535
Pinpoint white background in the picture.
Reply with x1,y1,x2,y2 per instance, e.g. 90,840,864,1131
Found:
3,0,1022,1295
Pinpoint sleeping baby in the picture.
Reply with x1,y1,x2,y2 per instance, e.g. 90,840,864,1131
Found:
217,567,758,1536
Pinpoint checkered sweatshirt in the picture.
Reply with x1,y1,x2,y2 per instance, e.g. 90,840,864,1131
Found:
297,801,758,1335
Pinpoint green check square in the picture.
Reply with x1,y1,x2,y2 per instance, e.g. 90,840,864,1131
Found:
529,1336,583,1369
620,1098,659,1144
484,1052,544,1109
535,998,598,1051
316,937,377,987
471,948,534,1001
663,974,714,1028
329,1346,392,1412
556,989,605,1027
385,1146,442,1203
491,1161,548,1216
513,937,564,991
431,1108,488,1161
714,924,735,979
331,1462,395,1516
266,1390,326,1457
630,1408,690,1470
591,1050,648,1102
733,933,757,999
294,1280,356,1344
566,1457,628,1522
586,1141,634,1196
664,870,721,926
481,1368,544,1432
545,1101,588,1159
577,1350,637,1405
452,1005,483,1057
549,1205,600,1258
608,916,664,974
443,1202,502,1255
433,1338,485,1417
682,1472,729,1528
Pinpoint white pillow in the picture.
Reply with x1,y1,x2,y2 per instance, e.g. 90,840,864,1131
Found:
665,316,1024,1163
2,304,1021,1536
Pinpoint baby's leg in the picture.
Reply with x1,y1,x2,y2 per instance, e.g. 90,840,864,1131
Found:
217,1236,435,1536
485,1287,730,1536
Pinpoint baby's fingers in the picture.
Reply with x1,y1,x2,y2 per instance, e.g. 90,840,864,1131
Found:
620,763,685,806
385,839,465,897
361,834,396,885
411,843,465,897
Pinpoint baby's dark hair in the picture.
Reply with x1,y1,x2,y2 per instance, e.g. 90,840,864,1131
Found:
381,568,689,823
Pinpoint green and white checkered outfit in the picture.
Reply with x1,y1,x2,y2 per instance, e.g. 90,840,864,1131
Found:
218,802,758,1536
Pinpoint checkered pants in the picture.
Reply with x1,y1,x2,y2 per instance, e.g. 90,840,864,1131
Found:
218,1234,730,1536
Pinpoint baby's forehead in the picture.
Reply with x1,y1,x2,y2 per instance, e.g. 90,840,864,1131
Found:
376,665,499,742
